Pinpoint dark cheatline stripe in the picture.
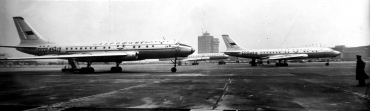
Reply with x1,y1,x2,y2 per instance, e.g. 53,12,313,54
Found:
230,43,236,45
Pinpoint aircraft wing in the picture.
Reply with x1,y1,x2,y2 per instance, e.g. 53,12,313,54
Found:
181,57,210,61
0,52,134,60
267,54,308,60
0,45,37,48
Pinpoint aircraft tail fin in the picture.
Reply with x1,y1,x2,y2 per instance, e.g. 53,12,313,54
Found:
13,17,55,46
222,35,244,51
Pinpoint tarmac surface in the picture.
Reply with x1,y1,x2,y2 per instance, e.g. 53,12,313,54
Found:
0,62,370,111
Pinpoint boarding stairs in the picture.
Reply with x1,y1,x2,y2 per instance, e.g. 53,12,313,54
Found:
61,59,80,72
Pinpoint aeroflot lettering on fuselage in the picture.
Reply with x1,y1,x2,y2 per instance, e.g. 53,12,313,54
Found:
38,47,62,52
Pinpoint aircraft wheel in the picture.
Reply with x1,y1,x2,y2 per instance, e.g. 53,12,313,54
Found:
89,68,95,73
111,67,122,72
284,63,288,66
275,63,280,66
80,67,87,73
251,63,257,66
111,67,116,72
116,67,122,72
80,67,94,73
325,63,329,66
62,69,67,72
171,67,177,72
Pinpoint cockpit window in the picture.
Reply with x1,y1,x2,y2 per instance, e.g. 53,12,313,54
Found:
179,43,191,47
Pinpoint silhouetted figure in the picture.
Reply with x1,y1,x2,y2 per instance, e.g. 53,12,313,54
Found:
356,55,368,87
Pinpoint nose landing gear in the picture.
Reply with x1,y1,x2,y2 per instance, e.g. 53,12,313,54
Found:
171,57,178,72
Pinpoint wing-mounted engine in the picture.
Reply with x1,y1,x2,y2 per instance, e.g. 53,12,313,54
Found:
121,51,139,60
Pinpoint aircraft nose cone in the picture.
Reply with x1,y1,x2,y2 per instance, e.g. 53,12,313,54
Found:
191,48,195,54
333,51,341,55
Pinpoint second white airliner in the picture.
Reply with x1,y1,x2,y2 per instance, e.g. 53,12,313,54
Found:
221,35,340,66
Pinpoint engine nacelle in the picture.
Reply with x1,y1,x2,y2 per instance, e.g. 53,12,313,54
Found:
119,51,139,61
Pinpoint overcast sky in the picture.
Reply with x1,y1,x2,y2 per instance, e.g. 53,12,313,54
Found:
0,0,369,57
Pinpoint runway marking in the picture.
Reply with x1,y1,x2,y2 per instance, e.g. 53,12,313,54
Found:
301,79,370,99
25,79,170,111
0,83,80,94
212,73,234,110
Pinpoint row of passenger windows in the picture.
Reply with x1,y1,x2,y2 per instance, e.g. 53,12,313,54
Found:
258,50,319,54
65,45,157,50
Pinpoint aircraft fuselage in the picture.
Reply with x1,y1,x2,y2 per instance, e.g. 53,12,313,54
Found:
224,47,340,59
16,41,194,62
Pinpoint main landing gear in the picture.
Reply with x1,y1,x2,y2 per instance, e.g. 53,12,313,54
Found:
218,61,226,65
61,60,94,73
111,61,122,72
80,62,95,73
192,61,199,65
275,60,288,66
171,57,177,72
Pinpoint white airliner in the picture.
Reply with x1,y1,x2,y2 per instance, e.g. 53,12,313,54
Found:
180,53,229,65
222,35,341,66
0,17,195,73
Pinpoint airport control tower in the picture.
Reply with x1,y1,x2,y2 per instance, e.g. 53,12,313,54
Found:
198,31,219,53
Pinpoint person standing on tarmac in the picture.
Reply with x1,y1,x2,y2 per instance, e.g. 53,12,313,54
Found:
356,55,368,87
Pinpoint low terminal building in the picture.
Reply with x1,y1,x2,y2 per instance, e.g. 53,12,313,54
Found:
331,45,370,61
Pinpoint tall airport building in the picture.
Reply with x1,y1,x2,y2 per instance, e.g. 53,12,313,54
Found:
198,31,219,53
